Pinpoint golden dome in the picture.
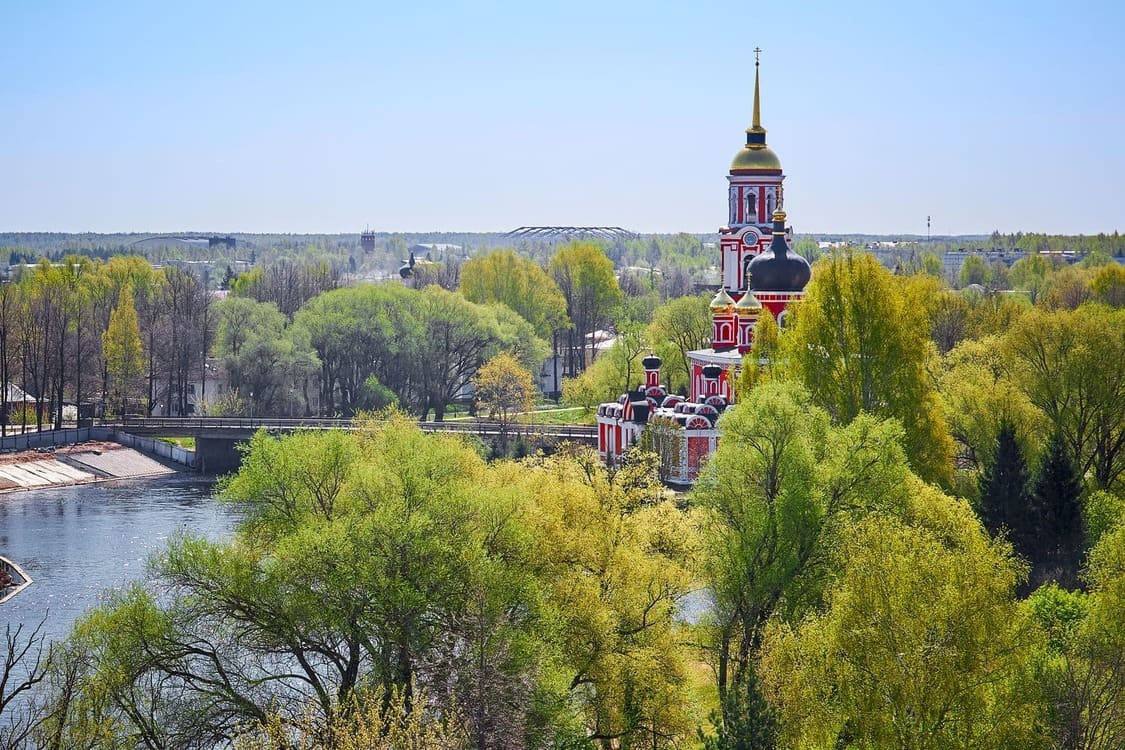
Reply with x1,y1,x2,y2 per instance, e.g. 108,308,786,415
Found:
730,52,782,173
735,290,762,310
710,288,735,313
731,143,782,172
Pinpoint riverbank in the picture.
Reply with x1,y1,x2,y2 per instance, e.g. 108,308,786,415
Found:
0,441,177,493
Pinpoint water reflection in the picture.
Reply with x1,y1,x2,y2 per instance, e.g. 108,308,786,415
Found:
0,476,236,642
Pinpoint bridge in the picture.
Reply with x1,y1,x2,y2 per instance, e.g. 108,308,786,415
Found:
505,226,639,241
107,417,598,472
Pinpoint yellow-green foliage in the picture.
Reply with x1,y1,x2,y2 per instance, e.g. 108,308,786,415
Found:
759,479,1042,750
45,418,704,750
233,689,467,750
102,283,145,415
938,335,1047,473
473,351,536,428
780,252,954,485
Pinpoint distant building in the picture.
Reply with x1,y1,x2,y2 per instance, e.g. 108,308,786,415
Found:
409,243,462,259
360,229,376,253
149,359,228,417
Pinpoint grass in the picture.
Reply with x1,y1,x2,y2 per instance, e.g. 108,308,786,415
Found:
516,407,596,426
159,437,196,450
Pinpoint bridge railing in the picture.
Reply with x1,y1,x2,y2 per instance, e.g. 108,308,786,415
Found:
103,417,597,440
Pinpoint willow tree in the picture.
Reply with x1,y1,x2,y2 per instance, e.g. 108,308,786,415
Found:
760,484,1042,750
459,249,569,340
694,381,913,749
780,251,954,484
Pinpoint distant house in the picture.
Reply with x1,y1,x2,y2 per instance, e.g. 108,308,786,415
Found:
149,358,229,417
409,243,463,260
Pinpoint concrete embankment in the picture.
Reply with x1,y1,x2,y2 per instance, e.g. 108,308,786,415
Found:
0,441,177,492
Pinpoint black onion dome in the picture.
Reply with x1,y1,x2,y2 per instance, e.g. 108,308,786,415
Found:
748,210,811,293
642,354,662,369
701,364,723,379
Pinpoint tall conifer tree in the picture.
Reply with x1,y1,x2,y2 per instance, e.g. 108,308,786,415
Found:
1030,430,1084,587
978,420,1032,550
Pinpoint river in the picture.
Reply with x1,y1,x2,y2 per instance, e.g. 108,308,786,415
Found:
0,476,238,643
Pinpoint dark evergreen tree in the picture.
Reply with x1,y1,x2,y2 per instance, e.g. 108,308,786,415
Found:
220,264,235,290
702,668,778,750
978,420,1033,551
1029,430,1085,588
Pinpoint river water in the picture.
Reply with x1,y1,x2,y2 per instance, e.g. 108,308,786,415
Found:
0,476,237,643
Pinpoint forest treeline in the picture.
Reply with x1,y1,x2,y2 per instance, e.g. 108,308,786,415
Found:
2,239,1123,749
0,242,624,425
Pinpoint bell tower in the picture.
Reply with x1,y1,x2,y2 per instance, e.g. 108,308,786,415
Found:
720,50,789,292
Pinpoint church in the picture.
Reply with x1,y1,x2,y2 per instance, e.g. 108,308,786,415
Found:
596,54,812,484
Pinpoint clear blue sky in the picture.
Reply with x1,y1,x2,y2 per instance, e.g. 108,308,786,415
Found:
2,0,1123,235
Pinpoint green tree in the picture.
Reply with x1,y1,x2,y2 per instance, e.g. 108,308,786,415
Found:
901,273,971,353
1010,253,1054,302
760,499,1042,750
1030,430,1085,588
938,336,1045,481
958,254,991,288
549,242,623,373
514,449,697,748
736,309,779,396
695,381,912,747
978,420,1034,551
416,286,545,420
648,294,711,394
473,351,536,447
560,327,647,411
214,296,317,415
1090,262,1125,307
102,284,145,416
1005,305,1125,490
1031,525,1125,750
781,252,954,484
459,249,569,339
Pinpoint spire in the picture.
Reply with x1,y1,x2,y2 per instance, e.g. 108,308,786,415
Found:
746,48,767,146
752,47,762,130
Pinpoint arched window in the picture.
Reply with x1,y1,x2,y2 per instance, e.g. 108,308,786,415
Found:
729,188,738,224
777,309,789,329
766,188,775,218
744,189,758,223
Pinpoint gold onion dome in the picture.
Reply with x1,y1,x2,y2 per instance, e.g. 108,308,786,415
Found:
735,290,762,310
731,50,781,173
710,287,735,313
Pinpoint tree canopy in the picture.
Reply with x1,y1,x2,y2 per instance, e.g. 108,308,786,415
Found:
780,252,954,484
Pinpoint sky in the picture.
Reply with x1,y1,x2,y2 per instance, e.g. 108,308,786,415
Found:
2,0,1123,235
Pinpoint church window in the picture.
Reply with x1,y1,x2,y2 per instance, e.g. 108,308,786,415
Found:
744,189,758,223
